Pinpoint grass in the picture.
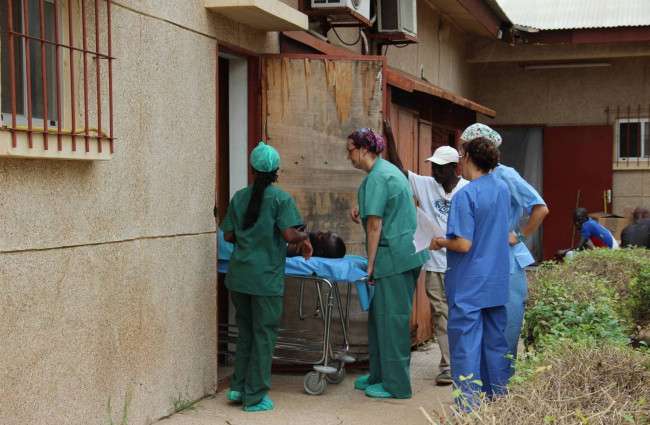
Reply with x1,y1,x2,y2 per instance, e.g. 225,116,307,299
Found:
107,389,133,425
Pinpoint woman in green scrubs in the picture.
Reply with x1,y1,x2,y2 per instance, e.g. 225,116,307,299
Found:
347,129,428,399
221,142,312,411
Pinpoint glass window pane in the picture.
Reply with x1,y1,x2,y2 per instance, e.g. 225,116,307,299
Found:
27,0,57,122
619,122,641,158
643,121,650,158
1,0,25,116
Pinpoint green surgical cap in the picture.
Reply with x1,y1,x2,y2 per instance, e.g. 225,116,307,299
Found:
250,142,280,172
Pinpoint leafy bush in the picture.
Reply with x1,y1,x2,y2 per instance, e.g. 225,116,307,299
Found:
427,249,650,424
526,248,650,345
626,266,650,329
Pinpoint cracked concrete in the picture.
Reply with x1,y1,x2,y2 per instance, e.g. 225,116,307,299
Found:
155,342,454,425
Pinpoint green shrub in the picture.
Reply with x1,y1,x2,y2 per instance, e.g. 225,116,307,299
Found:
524,266,633,348
526,248,650,346
625,265,650,328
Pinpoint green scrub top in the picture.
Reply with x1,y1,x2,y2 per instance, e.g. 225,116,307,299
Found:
359,157,428,279
221,184,303,296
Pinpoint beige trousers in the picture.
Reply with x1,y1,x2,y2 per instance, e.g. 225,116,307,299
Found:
425,271,450,370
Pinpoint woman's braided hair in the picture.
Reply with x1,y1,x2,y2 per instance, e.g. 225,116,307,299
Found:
243,169,279,229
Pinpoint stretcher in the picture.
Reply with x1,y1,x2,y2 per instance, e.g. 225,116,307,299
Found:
218,237,371,395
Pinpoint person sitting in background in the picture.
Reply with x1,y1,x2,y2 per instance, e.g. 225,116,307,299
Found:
286,229,346,258
620,206,650,249
555,207,618,259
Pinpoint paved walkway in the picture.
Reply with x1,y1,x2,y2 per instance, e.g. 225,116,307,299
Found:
156,342,454,425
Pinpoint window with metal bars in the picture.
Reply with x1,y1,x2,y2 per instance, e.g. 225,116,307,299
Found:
617,119,649,160
0,0,114,157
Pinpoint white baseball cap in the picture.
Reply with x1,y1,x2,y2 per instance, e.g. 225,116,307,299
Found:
425,146,460,165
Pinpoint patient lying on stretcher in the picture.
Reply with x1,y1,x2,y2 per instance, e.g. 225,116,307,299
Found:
220,227,345,259
286,227,346,258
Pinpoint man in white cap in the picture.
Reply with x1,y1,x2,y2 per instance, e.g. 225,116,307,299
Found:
459,124,549,367
382,119,468,385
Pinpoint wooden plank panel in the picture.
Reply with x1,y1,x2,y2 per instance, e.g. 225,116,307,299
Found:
410,270,434,346
263,57,383,256
397,108,417,172
418,121,433,176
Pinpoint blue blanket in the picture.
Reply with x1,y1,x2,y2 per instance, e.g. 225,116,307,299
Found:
218,230,373,311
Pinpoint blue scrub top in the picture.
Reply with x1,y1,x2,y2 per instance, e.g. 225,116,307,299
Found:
445,174,511,310
492,164,546,271
580,218,614,248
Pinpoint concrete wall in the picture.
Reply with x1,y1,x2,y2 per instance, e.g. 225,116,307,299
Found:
0,2,280,424
327,0,474,98
0,0,487,423
384,0,473,97
472,54,650,216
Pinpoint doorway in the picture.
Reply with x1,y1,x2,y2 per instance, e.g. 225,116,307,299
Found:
216,50,255,385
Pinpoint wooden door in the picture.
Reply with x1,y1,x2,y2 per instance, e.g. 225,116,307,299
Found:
543,125,613,260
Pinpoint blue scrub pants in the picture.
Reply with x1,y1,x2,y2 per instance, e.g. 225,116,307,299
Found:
230,291,283,407
367,266,420,398
504,266,527,362
448,304,512,411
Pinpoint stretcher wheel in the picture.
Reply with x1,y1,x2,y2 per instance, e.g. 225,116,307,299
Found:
325,364,346,384
303,371,327,395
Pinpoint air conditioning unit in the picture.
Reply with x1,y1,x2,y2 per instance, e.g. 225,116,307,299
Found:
378,0,417,38
311,0,371,21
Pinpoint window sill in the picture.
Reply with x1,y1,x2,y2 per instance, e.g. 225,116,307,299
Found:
612,161,650,171
0,129,112,160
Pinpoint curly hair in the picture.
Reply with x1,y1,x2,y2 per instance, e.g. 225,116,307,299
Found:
243,169,279,229
464,137,500,173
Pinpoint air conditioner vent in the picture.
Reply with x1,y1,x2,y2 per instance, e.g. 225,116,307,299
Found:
311,0,370,20
377,0,417,38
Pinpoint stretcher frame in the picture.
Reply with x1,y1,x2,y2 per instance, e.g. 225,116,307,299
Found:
218,274,358,396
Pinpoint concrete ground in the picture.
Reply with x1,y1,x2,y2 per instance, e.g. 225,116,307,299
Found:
156,341,455,425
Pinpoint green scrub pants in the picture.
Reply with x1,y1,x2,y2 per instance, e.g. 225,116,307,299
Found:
230,290,283,407
367,266,421,398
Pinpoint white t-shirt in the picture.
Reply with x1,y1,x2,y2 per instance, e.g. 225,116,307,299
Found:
408,170,469,272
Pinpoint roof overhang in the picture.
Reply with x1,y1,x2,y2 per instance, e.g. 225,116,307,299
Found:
385,67,496,117
205,0,308,32
508,26,650,45
281,32,497,117
427,0,505,38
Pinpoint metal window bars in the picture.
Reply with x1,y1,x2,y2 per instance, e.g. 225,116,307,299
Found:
0,0,114,153
606,105,650,167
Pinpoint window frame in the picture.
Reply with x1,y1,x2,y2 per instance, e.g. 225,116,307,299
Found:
1,0,62,128
616,118,650,161
0,0,115,159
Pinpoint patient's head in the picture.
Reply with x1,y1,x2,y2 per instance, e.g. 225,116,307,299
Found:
286,230,346,258
311,231,346,258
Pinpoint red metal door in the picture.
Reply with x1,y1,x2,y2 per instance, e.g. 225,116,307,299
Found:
542,125,613,260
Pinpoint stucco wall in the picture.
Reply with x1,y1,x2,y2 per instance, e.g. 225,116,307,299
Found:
472,55,650,216
327,0,473,99
0,2,281,424
384,0,473,97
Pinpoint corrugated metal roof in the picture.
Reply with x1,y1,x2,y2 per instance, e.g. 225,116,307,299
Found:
496,0,650,30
